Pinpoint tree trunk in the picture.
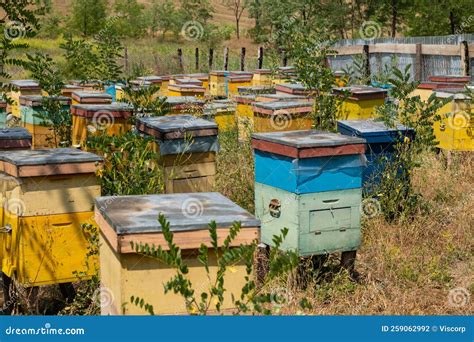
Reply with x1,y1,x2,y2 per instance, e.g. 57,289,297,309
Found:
236,18,240,39
449,11,455,34
391,0,398,37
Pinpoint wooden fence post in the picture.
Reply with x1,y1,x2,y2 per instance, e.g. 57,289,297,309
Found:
257,47,264,69
224,47,229,71
208,48,214,70
461,41,470,76
195,47,199,71
124,47,129,76
240,47,246,71
177,48,184,71
415,43,423,82
280,48,287,67
363,44,370,84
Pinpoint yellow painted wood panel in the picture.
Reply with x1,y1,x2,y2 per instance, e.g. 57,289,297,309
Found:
165,175,215,194
2,211,97,286
434,100,474,151
338,98,385,120
100,233,250,315
228,81,252,96
23,122,56,149
72,115,131,147
160,152,216,167
164,161,216,180
254,115,313,133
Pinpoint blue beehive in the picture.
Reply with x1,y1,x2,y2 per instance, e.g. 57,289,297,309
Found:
337,119,414,190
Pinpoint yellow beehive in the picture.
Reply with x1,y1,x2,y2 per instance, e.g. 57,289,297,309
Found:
252,69,272,86
69,80,103,92
235,95,256,140
203,101,236,132
433,90,474,151
271,66,296,85
165,96,205,116
411,82,466,102
96,192,260,315
252,101,313,133
209,70,230,97
167,84,206,97
8,80,42,118
171,73,209,93
71,91,112,105
0,148,102,287
137,115,219,193
334,86,387,120
227,73,253,96
255,93,311,103
136,75,166,96
19,95,71,149
61,85,84,99
275,82,312,96
71,103,133,148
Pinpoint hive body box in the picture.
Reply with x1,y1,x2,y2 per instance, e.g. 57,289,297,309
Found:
96,193,260,315
19,96,71,149
137,115,219,193
272,67,296,85
69,80,103,92
255,93,310,103
252,130,366,256
227,74,253,96
0,99,7,128
209,71,230,97
71,91,113,105
334,86,387,120
61,85,84,98
252,69,273,86
71,103,133,147
433,90,474,151
0,128,32,151
165,96,205,115
337,119,414,189
275,83,311,96
167,84,206,97
235,95,256,141
8,80,42,118
412,82,466,102
237,86,275,96
252,101,313,133
171,73,209,92
0,149,102,287
203,102,236,131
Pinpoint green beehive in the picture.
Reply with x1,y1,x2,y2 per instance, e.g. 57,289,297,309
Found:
255,183,362,257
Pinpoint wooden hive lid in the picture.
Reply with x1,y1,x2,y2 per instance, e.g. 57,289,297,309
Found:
61,84,84,95
71,103,133,118
227,74,253,83
253,68,272,75
332,86,387,100
10,79,41,91
252,130,366,158
137,114,218,140
210,70,230,76
0,128,32,150
174,78,203,86
434,89,471,100
256,93,310,101
165,96,205,107
136,75,163,83
275,82,311,95
168,83,205,93
183,73,209,81
19,95,71,107
234,94,256,104
417,82,465,90
237,85,275,95
71,91,112,104
252,101,313,115
69,80,102,88
0,148,103,177
428,75,470,83
95,192,260,253
203,102,236,115
337,119,414,144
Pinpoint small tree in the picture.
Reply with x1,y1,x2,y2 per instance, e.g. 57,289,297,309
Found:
221,0,248,39
112,0,147,38
70,0,108,36
148,0,181,40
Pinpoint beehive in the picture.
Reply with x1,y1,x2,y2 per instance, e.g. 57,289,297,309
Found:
252,69,272,86
209,70,230,97
165,96,205,116
272,66,296,85
333,86,387,120
255,93,311,103
235,95,256,141
19,95,71,149
173,78,203,87
412,82,466,102
337,119,414,190
252,101,313,132
334,70,348,87
433,90,473,151
252,130,366,256
0,128,32,151
0,148,102,287
137,115,219,193
167,84,206,97
203,101,236,131
182,73,209,92
275,83,312,96
8,80,42,118
69,80,103,92
71,103,133,147
105,83,125,102
227,74,253,96
237,85,275,96
96,192,259,315
429,75,471,84
71,91,113,105
61,85,84,98
0,98,7,128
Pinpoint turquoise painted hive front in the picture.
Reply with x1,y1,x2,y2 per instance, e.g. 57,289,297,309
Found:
252,130,367,256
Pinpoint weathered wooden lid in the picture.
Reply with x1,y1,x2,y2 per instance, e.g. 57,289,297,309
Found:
19,95,71,107
210,70,230,76
332,86,387,100
137,114,218,140
0,128,32,150
72,91,112,104
168,84,205,93
69,80,102,88
434,90,470,100
227,74,252,83
0,148,103,177
71,103,133,118
237,86,275,95
165,96,205,107
174,73,209,81
429,75,470,83
256,93,309,102
252,101,313,115
253,69,272,75
275,83,311,95
337,119,413,144
96,192,260,234
252,130,366,158
234,94,256,104
61,84,84,95
204,102,236,115
173,78,203,86
417,82,465,90
10,79,41,91
136,76,163,84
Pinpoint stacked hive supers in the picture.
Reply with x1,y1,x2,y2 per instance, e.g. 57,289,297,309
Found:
137,115,219,193
252,130,366,263
203,101,236,132
252,101,313,132
0,149,102,287
19,95,72,149
165,96,205,115
333,86,387,120
96,192,260,315
8,80,42,118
